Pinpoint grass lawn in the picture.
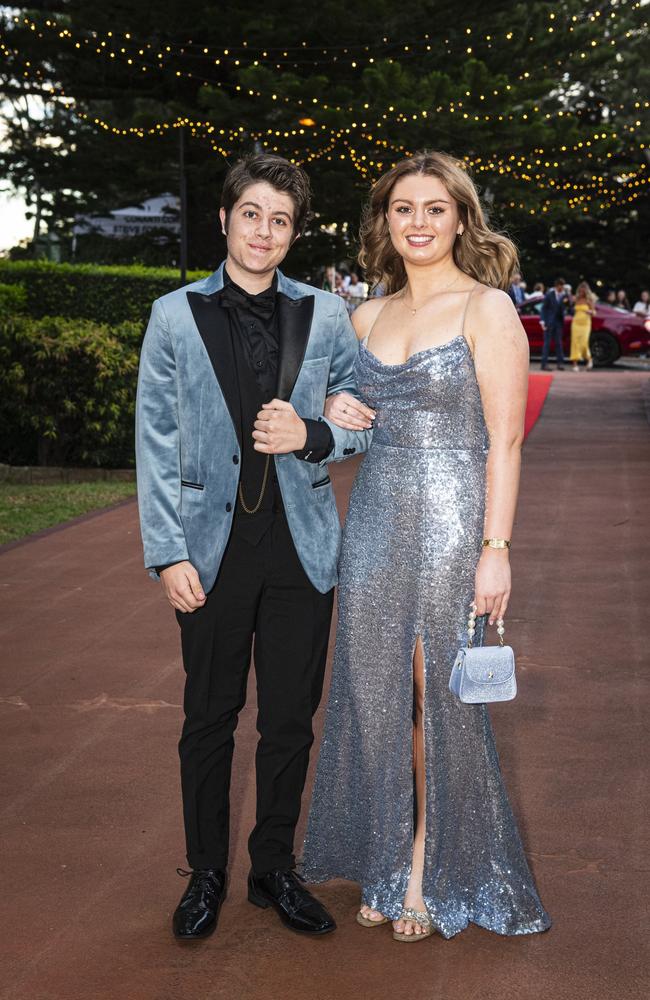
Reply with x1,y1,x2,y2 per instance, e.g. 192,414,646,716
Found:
0,481,137,545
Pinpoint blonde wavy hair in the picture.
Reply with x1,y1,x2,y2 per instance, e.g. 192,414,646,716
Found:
358,150,518,294
575,281,597,306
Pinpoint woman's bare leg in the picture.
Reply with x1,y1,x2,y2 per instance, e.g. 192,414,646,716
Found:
393,637,428,936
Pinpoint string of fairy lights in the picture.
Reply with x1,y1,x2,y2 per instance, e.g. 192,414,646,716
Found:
8,4,647,75
4,7,647,127
4,28,647,170
1,4,648,215
6,7,648,129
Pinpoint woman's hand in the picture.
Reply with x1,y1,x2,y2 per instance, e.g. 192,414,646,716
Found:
474,549,511,624
324,391,375,431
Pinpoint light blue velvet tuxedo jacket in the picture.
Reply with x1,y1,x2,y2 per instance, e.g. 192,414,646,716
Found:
135,263,372,594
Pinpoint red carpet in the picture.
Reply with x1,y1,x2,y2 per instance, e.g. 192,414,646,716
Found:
524,373,553,440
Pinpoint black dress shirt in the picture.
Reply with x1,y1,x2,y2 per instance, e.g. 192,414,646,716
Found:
225,288,282,545
219,271,279,400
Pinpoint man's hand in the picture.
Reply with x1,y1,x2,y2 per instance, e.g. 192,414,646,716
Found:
160,561,206,613
253,399,307,454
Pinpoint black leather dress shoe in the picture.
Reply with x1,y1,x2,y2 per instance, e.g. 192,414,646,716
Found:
248,869,336,935
172,867,227,939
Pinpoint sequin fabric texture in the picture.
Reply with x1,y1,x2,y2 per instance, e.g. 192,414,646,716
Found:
302,331,552,938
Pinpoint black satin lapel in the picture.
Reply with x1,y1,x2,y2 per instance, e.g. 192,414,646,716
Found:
187,291,241,445
276,293,315,401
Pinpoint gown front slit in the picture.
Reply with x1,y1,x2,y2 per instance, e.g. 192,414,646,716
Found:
302,292,551,938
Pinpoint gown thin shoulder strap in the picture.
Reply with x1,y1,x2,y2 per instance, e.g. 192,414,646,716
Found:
460,282,479,341
363,296,393,348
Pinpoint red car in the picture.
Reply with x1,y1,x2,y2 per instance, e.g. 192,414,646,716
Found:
517,295,650,366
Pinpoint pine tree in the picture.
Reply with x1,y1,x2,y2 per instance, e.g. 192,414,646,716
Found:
1,0,647,289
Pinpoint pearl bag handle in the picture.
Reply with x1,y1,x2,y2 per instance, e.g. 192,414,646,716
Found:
467,603,505,649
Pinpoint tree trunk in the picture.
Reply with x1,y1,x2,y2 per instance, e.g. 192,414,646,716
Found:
32,180,42,244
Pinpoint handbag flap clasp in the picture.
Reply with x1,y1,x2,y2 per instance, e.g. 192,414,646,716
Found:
463,645,515,684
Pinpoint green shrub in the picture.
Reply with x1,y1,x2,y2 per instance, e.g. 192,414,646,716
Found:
0,314,142,467
0,260,209,325
0,282,28,314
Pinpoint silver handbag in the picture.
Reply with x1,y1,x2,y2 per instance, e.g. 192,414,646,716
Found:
449,604,517,704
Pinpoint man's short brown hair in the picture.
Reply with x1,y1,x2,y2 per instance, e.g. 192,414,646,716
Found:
221,154,312,236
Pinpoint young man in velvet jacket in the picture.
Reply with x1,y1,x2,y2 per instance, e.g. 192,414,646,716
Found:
136,154,373,939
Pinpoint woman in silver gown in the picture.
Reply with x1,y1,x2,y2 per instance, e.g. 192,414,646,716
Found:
302,152,551,942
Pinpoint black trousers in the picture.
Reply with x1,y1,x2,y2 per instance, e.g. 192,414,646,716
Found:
176,512,334,875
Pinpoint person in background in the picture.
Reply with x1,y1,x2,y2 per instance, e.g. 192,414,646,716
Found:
346,272,368,313
569,281,595,372
540,277,570,370
632,289,650,317
532,282,545,296
333,271,349,303
606,290,617,305
616,289,631,311
322,265,337,292
632,289,650,358
508,271,526,306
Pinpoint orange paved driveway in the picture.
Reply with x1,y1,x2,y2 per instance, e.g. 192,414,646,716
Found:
1,370,647,1000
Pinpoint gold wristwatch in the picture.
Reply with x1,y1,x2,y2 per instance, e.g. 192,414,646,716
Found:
482,538,511,549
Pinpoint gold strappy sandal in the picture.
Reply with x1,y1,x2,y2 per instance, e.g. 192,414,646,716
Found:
393,907,434,942
356,907,389,928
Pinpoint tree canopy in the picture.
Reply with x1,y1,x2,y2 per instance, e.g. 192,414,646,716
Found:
1,0,648,290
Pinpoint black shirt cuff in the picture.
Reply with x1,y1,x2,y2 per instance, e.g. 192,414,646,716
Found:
293,418,334,463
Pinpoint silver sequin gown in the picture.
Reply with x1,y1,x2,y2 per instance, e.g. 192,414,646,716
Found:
302,328,551,938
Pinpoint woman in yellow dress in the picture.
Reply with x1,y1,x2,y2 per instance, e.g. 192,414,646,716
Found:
570,281,596,371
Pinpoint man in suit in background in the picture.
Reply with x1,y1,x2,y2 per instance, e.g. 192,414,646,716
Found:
508,270,526,307
136,154,373,941
540,276,570,370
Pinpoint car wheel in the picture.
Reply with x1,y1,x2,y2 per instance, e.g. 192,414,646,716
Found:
590,330,620,367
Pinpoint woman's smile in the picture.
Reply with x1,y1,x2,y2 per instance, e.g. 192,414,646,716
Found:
405,234,435,247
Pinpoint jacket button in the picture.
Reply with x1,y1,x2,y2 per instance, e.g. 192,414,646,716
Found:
232,455,239,464
225,502,232,512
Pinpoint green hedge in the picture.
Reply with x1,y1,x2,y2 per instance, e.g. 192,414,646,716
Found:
0,282,27,313
0,260,209,325
0,314,142,467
